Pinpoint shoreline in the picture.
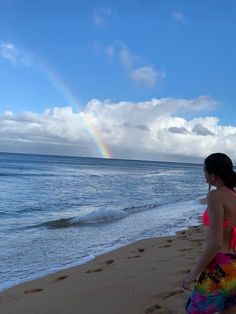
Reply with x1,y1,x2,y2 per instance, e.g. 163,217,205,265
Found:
0,224,207,314
0,211,204,294
0,215,203,294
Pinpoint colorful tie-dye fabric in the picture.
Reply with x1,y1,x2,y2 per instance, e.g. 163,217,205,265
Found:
185,252,236,314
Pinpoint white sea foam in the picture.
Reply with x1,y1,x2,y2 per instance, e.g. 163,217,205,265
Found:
71,208,127,224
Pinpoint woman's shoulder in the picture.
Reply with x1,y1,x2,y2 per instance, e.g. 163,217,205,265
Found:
207,186,235,203
207,189,224,203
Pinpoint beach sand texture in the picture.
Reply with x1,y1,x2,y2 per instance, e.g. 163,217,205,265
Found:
0,225,207,314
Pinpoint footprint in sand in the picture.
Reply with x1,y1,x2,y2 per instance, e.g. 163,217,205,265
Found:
144,304,171,313
24,288,43,294
178,269,191,275
106,259,114,265
144,304,162,313
161,289,185,299
127,255,141,259
138,248,145,253
178,248,192,252
190,239,203,243
85,268,103,273
54,275,68,282
158,244,171,248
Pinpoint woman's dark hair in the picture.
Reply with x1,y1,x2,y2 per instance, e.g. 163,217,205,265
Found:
204,153,236,190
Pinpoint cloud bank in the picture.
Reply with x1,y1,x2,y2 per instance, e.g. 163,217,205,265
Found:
1,96,236,162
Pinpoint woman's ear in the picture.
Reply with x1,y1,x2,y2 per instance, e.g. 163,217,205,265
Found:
210,173,217,182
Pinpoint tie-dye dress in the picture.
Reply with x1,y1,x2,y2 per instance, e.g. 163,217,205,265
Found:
185,252,236,313
186,206,236,313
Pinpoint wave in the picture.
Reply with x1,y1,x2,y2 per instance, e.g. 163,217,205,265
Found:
0,172,56,177
38,208,128,229
0,211,10,217
144,170,184,177
37,202,162,229
17,207,44,214
123,202,159,214
31,197,204,230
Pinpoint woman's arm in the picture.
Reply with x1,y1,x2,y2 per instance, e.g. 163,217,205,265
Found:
205,229,210,244
182,190,224,289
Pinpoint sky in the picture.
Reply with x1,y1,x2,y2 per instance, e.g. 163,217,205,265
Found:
0,0,236,163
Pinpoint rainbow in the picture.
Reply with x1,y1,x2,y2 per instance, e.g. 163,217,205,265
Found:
82,114,112,159
34,57,112,159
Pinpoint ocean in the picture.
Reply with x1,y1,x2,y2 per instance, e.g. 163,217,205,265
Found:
0,153,207,292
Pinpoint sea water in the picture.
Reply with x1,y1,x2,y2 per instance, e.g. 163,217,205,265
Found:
0,153,207,292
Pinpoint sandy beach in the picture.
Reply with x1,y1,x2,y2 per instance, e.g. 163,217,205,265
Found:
0,224,207,314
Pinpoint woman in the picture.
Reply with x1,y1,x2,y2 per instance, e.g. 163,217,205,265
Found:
183,153,236,314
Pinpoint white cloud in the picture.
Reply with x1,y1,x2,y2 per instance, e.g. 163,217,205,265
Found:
130,66,166,88
92,7,113,26
119,46,136,69
171,11,186,24
0,42,18,63
103,43,165,88
93,41,165,88
1,96,236,162
0,41,32,66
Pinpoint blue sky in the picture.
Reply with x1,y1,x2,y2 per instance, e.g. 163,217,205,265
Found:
0,0,236,161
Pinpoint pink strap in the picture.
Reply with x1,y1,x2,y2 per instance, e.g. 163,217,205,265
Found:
202,209,210,225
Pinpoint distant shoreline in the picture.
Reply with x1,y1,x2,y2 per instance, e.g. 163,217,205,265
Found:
0,150,203,165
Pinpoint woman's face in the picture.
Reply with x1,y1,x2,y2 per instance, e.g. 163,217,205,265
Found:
204,167,210,183
204,164,216,185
